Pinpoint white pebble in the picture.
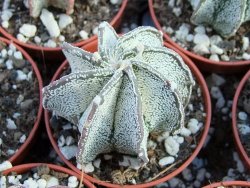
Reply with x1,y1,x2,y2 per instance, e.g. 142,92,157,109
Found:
0,138,2,145
8,175,19,184
238,124,250,135
14,51,23,60
40,9,60,38
1,10,13,21
168,178,180,187
216,96,225,109
7,149,15,155
24,178,38,187
59,35,65,42
180,127,191,137
44,39,57,48
93,158,101,168
186,34,194,42
16,70,27,81
242,52,250,60
210,44,224,55
194,33,210,46
79,30,89,40
182,168,193,181
7,49,13,56
175,24,190,42
193,44,210,55
46,176,59,187
19,24,37,38
83,162,94,173
168,0,175,7
0,161,12,172
19,134,26,143
0,176,6,188
6,118,17,129
238,111,248,121
119,156,141,170
210,35,222,45
34,36,41,44
17,33,28,43
221,54,230,61
58,14,73,30
1,49,7,58
2,21,9,28
242,36,249,51
194,25,206,34
65,136,74,146
209,54,220,61
164,136,180,156
210,86,223,99
110,0,121,5
173,7,182,17
165,26,174,35
173,135,184,144
68,176,78,188
158,156,175,167
92,26,98,35
37,178,46,188
58,135,65,147
211,73,226,86
147,140,157,149
196,168,206,181
60,145,78,160
33,173,39,179
187,118,199,134
6,59,13,69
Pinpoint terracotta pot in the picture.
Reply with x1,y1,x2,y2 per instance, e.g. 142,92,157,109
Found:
2,163,95,188
0,37,43,165
44,40,211,187
202,181,250,188
232,69,250,170
0,0,128,63
148,0,250,73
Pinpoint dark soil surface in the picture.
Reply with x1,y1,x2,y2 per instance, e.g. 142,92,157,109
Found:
152,0,250,61
0,0,122,46
0,41,39,163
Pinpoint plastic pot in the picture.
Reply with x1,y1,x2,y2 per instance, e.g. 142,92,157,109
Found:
148,0,250,73
202,181,250,188
232,69,250,170
2,163,95,188
0,0,128,63
0,37,43,165
44,40,211,187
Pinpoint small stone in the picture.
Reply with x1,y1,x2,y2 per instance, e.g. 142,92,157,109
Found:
104,154,112,160
182,168,193,181
221,54,230,61
119,156,141,170
210,86,223,99
1,10,13,21
17,33,28,43
238,111,248,121
194,180,201,187
0,138,2,146
79,30,89,40
20,99,33,110
46,176,59,187
6,118,17,129
147,140,157,149
242,52,250,60
40,9,60,38
211,73,226,86
37,178,46,188
175,24,190,42
238,124,250,135
180,127,191,137
83,162,94,173
19,134,26,143
210,45,224,55
13,51,23,60
23,178,38,187
19,24,37,38
186,34,194,42
165,26,174,35
6,59,13,69
216,96,225,109
194,33,210,46
59,35,65,42
0,161,12,172
16,70,27,81
44,39,57,48
168,0,175,7
58,135,65,147
194,25,206,34
93,158,101,168
164,136,180,156
196,168,206,181
158,156,175,167
65,136,74,146
68,176,78,188
110,0,121,5
7,149,15,156
1,49,7,58
173,7,182,17
210,35,222,45
34,36,41,44
1,21,9,28
58,14,73,30
242,36,249,51
60,145,78,160
209,54,220,61
193,44,210,55
92,26,98,35
187,118,199,134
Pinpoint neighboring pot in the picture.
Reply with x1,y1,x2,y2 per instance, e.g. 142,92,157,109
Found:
202,181,250,188
2,163,95,188
44,39,211,187
0,0,128,63
232,69,250,170
0,37,43,165
148,0,250,73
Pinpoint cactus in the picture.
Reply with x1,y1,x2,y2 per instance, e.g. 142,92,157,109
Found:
27,0,75,18
42,22,195,165
191,0,250,38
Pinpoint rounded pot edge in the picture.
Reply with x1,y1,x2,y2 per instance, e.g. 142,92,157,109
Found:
0,37,43,165
202,180,250,188
44,39,211,187
232,69,250,170
148,0,250,74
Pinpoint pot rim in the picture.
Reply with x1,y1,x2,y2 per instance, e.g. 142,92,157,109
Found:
0,37,43,165
2,163,96,188
232,69,250,169
0,0,128,52
44,40,211,187
148,0,250,68
202,180,250,188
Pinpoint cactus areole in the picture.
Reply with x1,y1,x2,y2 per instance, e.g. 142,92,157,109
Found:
42,22,195,166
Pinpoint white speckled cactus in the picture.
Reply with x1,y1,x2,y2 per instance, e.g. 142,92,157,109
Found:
42,22,195,165
28,0,75,18
191,0,250,38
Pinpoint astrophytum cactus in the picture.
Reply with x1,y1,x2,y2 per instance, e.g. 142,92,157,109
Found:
27,0,75,18
42,22,195,165
191,0,250,38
